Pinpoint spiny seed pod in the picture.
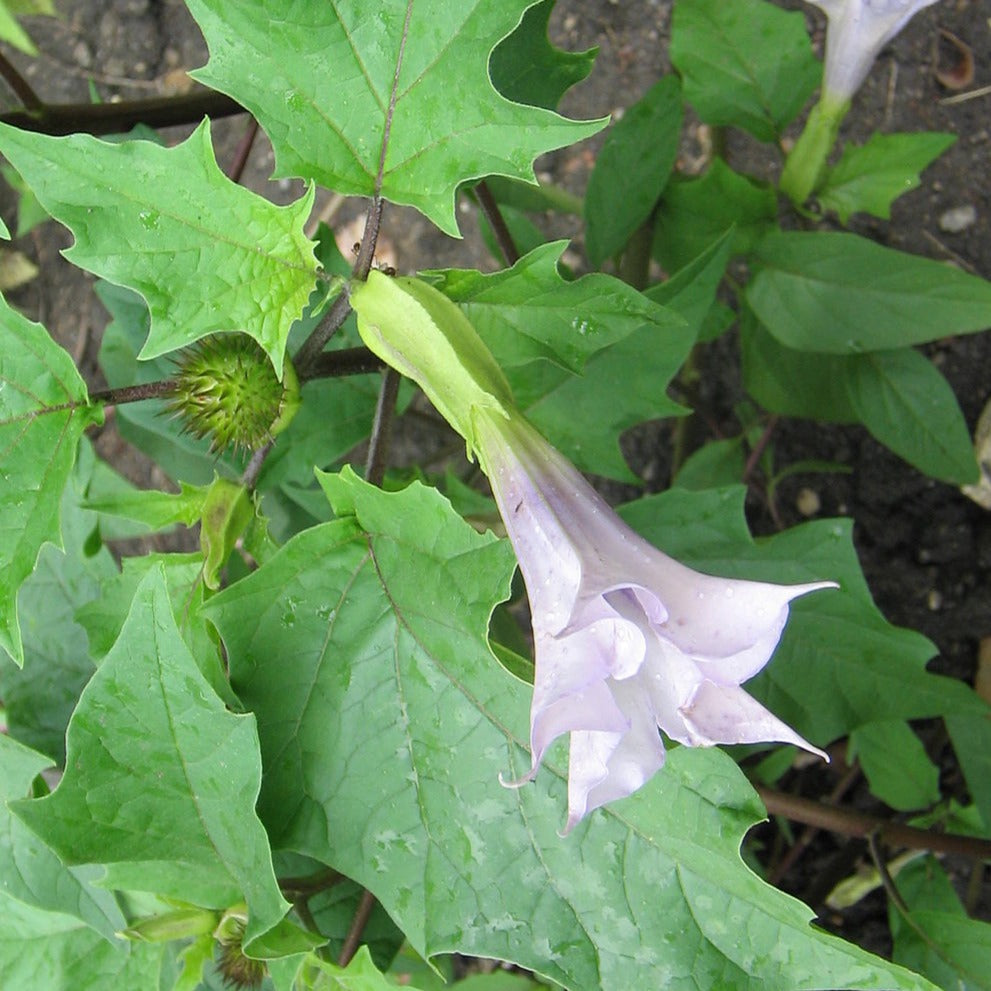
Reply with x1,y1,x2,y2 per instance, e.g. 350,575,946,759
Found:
215,911,266,990
166,334,300,454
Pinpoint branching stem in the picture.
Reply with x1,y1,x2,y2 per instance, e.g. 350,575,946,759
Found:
0,89,243,136
0,50,42,111
758,785,991,860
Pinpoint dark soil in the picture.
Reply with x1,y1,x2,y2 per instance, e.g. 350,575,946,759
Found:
1,0,988,967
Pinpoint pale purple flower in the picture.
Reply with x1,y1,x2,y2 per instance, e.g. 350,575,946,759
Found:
476,411,836,832
809,0,942,104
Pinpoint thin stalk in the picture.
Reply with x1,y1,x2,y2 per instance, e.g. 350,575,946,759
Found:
618,221,653,291
767,760,861,885
338,890,377,967
0,50,42,111
227,117,260,183
305,346,384,381
476,180,519,266
364,368,401,486
0,89,243,136
757,785,991,860
293,290,355,377
88,379,177,405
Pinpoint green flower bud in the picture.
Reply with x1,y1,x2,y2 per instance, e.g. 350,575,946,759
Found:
350,271,513,458
119,907,217,943
166,334,300,454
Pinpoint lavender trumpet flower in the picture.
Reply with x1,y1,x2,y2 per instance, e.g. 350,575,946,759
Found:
351,271,836,831
476,410,834,831
811,0,942,106
781,0,942,204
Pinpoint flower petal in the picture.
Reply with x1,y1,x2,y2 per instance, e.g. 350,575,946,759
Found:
680,680,829,760
565,678,667,832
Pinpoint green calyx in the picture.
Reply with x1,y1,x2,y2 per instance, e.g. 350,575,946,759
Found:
350,270,513,457
166,333,300,454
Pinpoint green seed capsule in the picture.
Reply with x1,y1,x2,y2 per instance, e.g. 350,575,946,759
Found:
166,333,300,454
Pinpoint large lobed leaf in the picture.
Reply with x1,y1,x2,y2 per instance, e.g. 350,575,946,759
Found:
12,567,290,948
0,735,125,941
0,895,161,991
185,0,604,237
205,469,934,991
0,120,318,375
0,441,118,761
0,295,96,666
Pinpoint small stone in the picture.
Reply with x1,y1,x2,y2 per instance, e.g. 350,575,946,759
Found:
926,589,943,611
795,487,821,517
938,205,977,233
73,40,93,68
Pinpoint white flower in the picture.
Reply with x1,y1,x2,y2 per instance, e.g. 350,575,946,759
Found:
476,410,835,832
809,0,942,104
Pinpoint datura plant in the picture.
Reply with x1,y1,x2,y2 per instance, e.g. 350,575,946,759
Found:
0,1,988,990
352,272,836,832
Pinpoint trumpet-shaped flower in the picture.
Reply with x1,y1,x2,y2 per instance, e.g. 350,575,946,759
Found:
810,0,942,105
351,270,837,831
475,410,835,832
781,0,941,204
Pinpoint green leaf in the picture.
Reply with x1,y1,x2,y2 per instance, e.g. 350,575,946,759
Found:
0,441,117,761
0,735,125,939
645,229,733,336
617,486,986,744
819,132,956,224
0,294,96,666
430,242,692,480
200,477,254,591
432,241,683,374
488,0,596,111
584,77,683,266
848,721,940,812
0,0,42,54
741,313,980,483
206,469,934,991
747,231,991,354
83,479,207,532
654,159,777,272
0,896,162,991
670,0,819,142
844,348,978,484
892,857,991,991
302,946,431,991
74,552,236,708
674,437,747,490
186,0,604,237
1,163,50,236
945,713,991,831
522,318,692,480
740,309,861,423
13,567,289,947
0,120,318,375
